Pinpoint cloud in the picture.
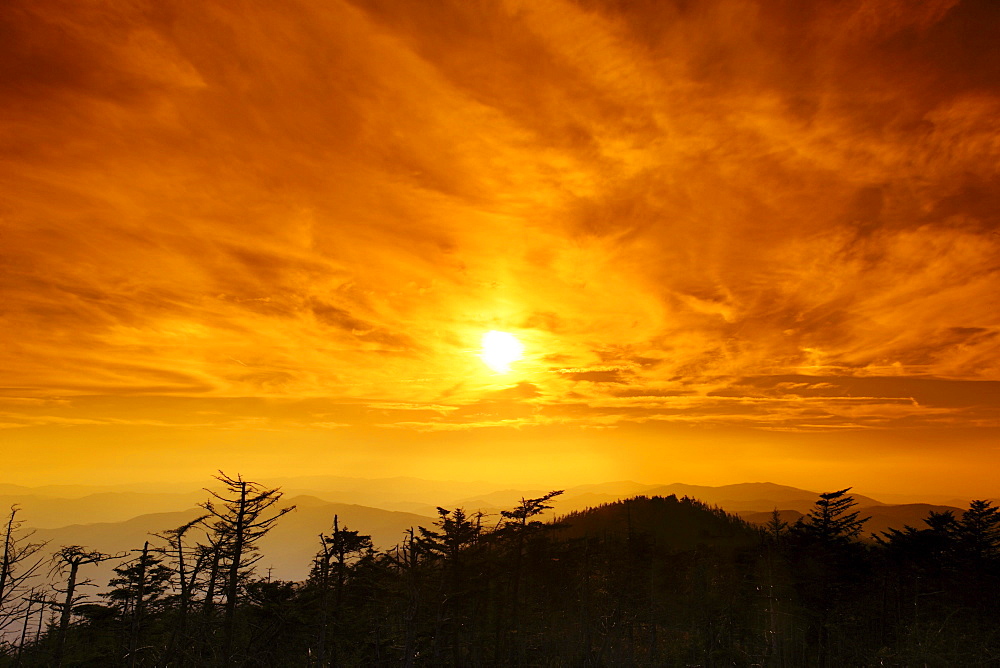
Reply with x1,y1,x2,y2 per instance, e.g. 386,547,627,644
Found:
1,0,998,486
365,402,460,413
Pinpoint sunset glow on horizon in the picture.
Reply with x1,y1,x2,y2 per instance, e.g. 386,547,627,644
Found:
1,0,998,495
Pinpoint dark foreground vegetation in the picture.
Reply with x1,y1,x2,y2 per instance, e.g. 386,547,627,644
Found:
2,472,1000,666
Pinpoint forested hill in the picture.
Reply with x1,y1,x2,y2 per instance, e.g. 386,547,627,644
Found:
555,494,758,550
4,479,1000,666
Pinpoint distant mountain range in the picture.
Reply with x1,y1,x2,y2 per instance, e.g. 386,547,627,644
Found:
2,475,984,592
28,496,433,586
0,490,208,528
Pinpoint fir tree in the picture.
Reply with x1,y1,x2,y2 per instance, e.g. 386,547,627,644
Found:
796,488,870,544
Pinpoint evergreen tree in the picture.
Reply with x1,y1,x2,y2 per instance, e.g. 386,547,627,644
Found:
956,499,1000,566
199,472,295,665
795,488,870,544
105,542,174,667
417,507,487,665
766,508,788,541
309,515,373,667
9,474,1000,666
498,490,563,663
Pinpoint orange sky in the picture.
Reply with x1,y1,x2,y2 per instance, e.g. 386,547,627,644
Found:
2,0,998,495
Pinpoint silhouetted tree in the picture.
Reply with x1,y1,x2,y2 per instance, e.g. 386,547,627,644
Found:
105,541,174,667
198,471,294,665
794,488,869,544
0,506,46,635
11,585,47,667
876,509,957,570
152,515,208,663
416,507,488,664
198,534,224,618
956,499,1000,567
310,515,373,667
385,527,423,668
766,508,789,541
9,475,1000,667
498,490,563,663
788,489,872,665
48,546,120,667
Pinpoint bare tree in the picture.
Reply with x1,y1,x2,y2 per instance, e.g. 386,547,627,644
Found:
13,585,46,667
192,533,225,665
0,505,47,634
153,515,208,662
48,545,121,667
199,471,294,664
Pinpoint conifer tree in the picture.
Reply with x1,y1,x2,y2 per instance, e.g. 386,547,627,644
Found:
105,541,174,667
957,499,1000,566
796,488,869,544
417,507,486,664
766,508,788,541
199,471,295,665
498,490,563,663
310,515,373,667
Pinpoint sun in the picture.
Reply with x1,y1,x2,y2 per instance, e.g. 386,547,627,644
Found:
480,330,524,374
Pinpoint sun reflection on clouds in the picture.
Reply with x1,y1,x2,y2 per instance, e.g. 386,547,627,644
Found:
1,0,998,489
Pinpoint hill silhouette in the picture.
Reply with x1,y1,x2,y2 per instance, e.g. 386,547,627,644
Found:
555,494,758,551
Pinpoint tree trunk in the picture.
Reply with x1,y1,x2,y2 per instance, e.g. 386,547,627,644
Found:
127,542,149,668
0,509,15,607
54,561,79,668
221,480,248,665
13,594,32,668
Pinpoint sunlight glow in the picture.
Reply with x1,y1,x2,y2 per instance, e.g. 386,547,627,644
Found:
480,331,524,374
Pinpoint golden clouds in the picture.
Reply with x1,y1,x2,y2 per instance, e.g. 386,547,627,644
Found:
1,0,998,487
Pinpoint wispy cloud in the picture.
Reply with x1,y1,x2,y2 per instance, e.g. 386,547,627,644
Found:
2,0,998,486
